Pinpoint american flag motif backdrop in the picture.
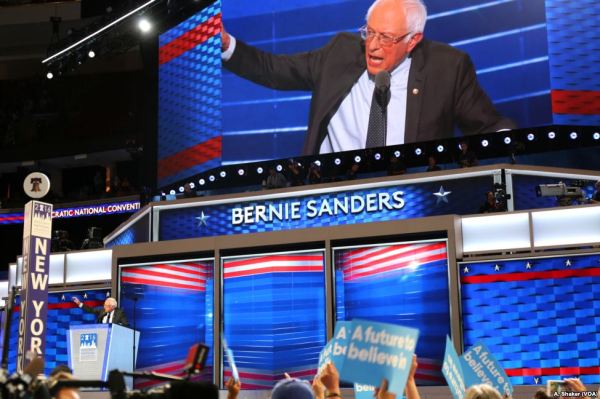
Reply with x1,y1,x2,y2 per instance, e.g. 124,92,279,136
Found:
119,259,214,388
4,289,109,375
334,240,451,385
461,253,600,385
222,251,326,389
157,2,222,188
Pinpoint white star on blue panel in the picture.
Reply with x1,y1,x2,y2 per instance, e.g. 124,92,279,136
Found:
196,211,210,227
565,259,571,267
433,186,452,204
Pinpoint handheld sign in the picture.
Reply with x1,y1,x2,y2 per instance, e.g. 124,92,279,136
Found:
354,383,376,399
337,319,419,395
318,321,352,372
460,341,512,397
442,336,466,399
222,338,239,382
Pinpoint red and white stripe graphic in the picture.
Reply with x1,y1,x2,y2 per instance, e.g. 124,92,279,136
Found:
121,262,210,291
339,242,447,282
223,253,324,279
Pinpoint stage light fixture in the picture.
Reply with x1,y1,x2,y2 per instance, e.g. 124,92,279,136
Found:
374,153,381,160
437,145,444,153
256,167,264,174
481,139,489,147
393,150,401,158
276,164,283,172
504,137,511,145
238,169,245,176
137,18,152,33
593,132,600,140
46,71,54,80
569,132,578,140
88,50,95,58
169,190,176,195
178,186,184,193
199,178,206,185
209,175,215,182
219,171,227,178
189,182,195,189
334,158,341,165
314,160,321,166
414,148,422,155
354,155,361,163
527,133,535,141
548,131,556,139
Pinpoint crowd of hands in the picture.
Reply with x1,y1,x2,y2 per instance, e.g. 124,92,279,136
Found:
225,355,420,399
222,354,595,399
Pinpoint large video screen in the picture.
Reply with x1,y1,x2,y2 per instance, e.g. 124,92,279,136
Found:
333,239,450,385
221,250,326,389
158,0,599,188
119,258,214,388
157,1,222,188
221,0,553,163
5,289,110,375
460,253,600,385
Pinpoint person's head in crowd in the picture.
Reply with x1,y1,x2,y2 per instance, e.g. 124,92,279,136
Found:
49,364,73,377
103,297,117,313
534,389,551,399
49,371,80,399
427,155,441,171
271,377,314,399
465,384,503,399
363,0,426,75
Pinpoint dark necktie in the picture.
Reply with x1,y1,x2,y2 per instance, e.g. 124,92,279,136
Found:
366,71,391,148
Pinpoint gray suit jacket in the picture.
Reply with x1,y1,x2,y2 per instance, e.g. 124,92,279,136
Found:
224,33,515,155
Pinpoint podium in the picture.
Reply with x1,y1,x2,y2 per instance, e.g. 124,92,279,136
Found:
67,324,140,389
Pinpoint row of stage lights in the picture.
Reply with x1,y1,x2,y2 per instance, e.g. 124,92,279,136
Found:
164,127,600,196
45,16,154,79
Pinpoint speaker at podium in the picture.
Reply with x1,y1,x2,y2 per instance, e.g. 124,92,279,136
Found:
67,324,140,389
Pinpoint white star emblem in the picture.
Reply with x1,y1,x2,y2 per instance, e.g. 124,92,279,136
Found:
565,259,571,267
534,377,540,385
61,294,66,300
463,266,469,273
433,186,452,204
526,262,532,269
494,264,500,271
84,293,88,299
196,211,210,227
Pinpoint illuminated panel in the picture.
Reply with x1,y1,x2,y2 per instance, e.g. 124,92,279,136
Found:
461,253,600,385
119,259,214,388
6,289,111,374
532,206,600,247
462,213,531,253
333,240,450,386
157,2,222,188
222,250,326,389
65,250,112,283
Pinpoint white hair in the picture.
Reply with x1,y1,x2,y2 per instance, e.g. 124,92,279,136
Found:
465,384,503,399
105,297,117,307
366,0,428,40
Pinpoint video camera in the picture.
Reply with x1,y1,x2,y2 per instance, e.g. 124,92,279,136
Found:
536,181,585,198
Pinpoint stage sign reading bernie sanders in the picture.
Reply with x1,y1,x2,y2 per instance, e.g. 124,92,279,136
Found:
231,191,405,225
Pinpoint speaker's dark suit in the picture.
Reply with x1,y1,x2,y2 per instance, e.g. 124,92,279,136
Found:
81,303,129,327
224,33,516,155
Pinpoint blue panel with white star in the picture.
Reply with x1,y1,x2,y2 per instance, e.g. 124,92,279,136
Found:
158,176,492,241
460,253,600,385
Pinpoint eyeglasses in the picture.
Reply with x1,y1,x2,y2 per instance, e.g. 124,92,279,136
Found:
359,25,411,46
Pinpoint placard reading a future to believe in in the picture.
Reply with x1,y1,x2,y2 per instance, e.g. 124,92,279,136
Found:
319,319,419,395
442,338,513,399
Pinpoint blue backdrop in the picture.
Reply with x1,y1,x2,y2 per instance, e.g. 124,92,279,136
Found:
461,253,600,385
